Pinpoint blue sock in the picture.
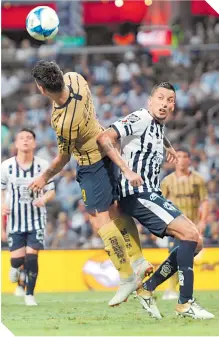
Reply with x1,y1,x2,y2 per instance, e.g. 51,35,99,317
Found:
143,246,179,291
177,240,197,304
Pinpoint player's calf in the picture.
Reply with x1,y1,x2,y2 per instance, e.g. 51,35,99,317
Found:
26,254,38,296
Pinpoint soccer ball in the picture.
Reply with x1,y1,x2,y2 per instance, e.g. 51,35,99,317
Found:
26,6,59,41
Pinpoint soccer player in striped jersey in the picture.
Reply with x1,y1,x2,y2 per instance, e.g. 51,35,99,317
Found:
30,60,153,307
161,147,209,300
1,128,55,306
97,82,214,319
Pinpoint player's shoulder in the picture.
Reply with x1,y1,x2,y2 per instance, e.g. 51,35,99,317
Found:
162,172,175,183
191,170,206,183
1,156,16,168
128,108,152,122
64,72,86,84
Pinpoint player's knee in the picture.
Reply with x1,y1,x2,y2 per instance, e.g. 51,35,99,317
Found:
26,254,38,273
11,256,25,269
182,222,199,242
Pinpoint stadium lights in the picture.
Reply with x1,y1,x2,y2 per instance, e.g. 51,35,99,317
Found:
115,0,124,8
144,0,153,6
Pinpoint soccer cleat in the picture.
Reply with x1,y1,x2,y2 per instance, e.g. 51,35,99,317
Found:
135,260,154,280
136,286,162,319
109,275,141,307
25,295,38,306
9,267,20,283
176,299,215,319
14,286,25,297
162,290,178,300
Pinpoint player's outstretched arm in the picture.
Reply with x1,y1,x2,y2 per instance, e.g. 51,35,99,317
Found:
164,135,178,164
97,128,143,187
29,154,70,192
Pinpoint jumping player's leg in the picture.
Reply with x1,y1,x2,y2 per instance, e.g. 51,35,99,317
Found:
77,158,151,306
115,212,153,279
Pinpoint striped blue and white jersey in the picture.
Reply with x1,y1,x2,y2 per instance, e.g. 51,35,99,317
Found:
111,108,165,197
1,156,55,233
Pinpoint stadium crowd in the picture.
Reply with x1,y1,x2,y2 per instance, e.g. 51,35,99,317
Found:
2,21,219,248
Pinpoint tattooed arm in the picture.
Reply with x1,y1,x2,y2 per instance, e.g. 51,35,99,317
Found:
29,154,70,192
42,154,70,182
97,128,143,187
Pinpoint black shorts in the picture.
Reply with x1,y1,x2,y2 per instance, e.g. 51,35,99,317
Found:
7,229,44,252
119,191,182,238
77,157,119,213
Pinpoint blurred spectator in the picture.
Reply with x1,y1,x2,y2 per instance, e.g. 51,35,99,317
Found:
56,169,82,212
51,212,78,249
116,51,141,90
127,81,148,112
71,200,92,246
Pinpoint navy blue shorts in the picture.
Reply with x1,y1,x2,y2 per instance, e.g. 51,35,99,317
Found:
119,191,182,238
77,157,119,213
7,230,44,252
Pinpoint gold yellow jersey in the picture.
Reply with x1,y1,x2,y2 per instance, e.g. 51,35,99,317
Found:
161,170,208,223
51,72,104,165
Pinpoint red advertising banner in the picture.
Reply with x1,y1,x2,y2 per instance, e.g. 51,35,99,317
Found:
1,3,57,29
191,0,219,16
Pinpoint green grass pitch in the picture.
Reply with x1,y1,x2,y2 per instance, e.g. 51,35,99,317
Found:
2,291,219,336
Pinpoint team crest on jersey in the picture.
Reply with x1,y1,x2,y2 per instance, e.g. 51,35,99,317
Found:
122,114,140,124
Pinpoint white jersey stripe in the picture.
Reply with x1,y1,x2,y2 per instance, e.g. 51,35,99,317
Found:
138,198,174,224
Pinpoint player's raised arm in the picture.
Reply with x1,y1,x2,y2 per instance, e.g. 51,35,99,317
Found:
97,127,143,188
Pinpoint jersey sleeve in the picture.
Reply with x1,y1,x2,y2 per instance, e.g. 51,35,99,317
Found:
160,177,169,198
111,110,151,139
198,178,208,202
1,161,8,190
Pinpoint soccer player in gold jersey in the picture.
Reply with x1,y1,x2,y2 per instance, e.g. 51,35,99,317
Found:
29,60,153,306
161,147,209,300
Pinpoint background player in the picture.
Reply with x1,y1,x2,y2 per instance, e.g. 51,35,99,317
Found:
29,60,153,307
97,82,214,319
161,147,209,300
1,128,55,306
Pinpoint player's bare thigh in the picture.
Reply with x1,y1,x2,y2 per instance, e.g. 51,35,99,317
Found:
10,247,39,258
88,202,121,230
166,214,203,252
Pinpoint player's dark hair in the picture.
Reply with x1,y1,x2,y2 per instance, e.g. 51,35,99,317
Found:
18,128,36,139
151,82,175,95
176,147,191,157
31,60,65,93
